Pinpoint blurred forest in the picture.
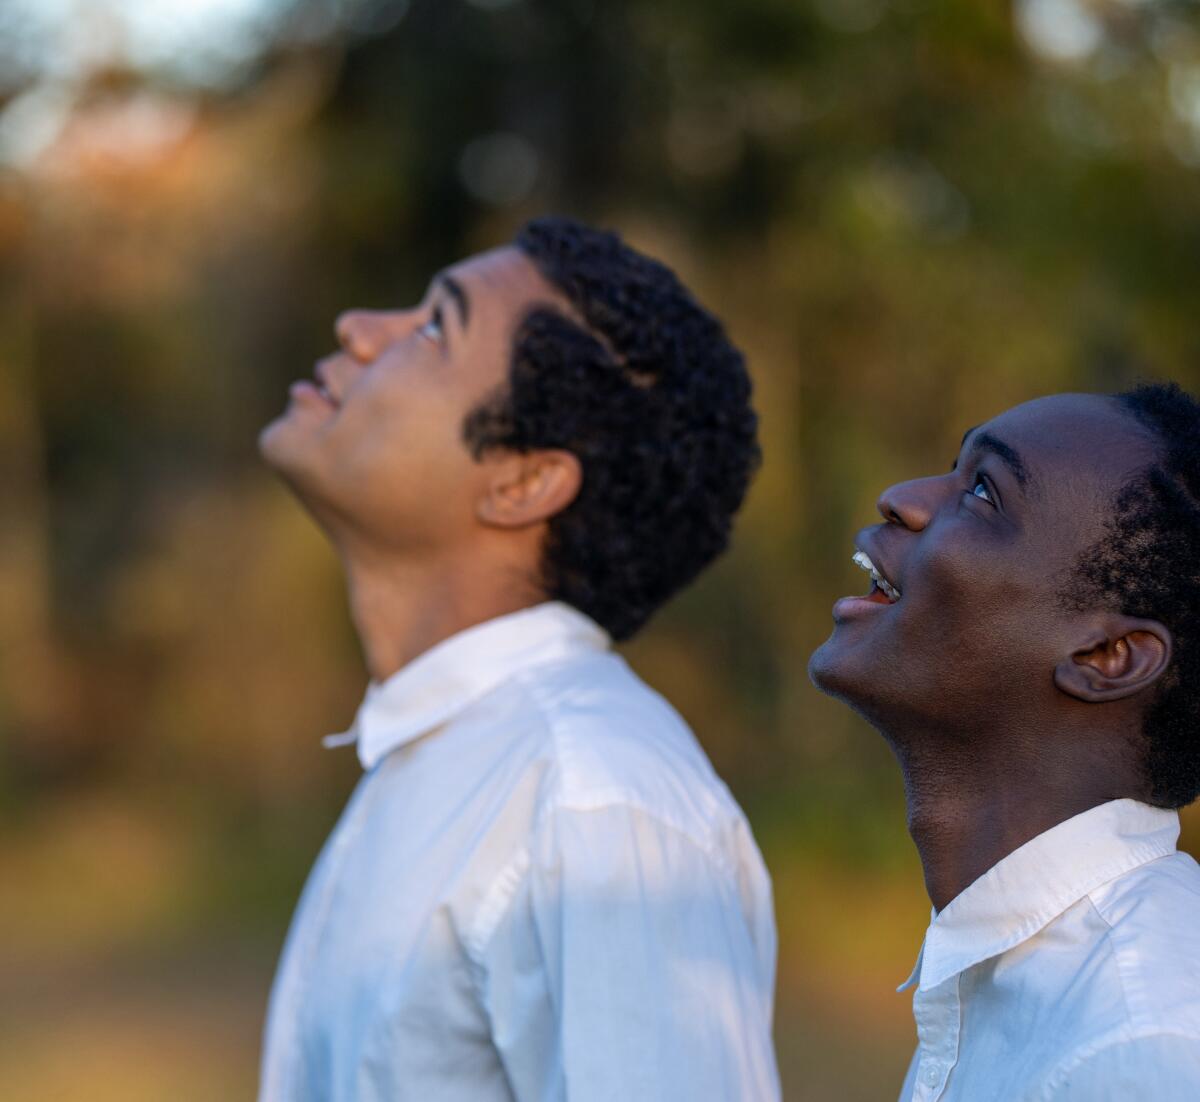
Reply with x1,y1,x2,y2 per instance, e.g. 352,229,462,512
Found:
2,0,1200,1098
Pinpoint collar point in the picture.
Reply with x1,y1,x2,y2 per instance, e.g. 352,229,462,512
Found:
321,729,358,750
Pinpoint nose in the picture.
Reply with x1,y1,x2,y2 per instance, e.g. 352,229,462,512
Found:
334,309,414,363
876,475,945,532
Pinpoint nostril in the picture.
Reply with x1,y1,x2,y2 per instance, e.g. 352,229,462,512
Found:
877,497,903,525
876,477,939,532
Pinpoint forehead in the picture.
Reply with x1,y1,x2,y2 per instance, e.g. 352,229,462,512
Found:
979,393,1158,492
442,245,562,316
974,394,1160,561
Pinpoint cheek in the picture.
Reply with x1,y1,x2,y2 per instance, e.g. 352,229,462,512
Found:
909,538,1057,670
339,394,489,524
342,374,457,460
901,540,978,626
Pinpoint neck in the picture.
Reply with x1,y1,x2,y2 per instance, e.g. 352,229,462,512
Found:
888,718,1136,912
336,538,545,682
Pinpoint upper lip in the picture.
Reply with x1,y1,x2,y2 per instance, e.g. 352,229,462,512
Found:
852,535,902,600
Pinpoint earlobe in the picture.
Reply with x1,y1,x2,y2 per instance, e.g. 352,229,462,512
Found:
476,450,583,529
1054,617,1173,703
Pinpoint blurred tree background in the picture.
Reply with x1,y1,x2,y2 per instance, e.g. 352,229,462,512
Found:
1,0,1199,1097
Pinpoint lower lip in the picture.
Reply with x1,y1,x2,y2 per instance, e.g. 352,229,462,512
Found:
289,380,337,410
832,593,898,621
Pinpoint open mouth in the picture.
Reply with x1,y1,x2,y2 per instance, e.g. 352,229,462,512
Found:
288,378,340,411
852,550,901,604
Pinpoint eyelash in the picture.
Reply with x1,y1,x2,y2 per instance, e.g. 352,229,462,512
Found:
418,306,444,344
968,474,995,506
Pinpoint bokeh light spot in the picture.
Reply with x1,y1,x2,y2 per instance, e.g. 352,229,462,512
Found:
1016,0,1105,63
457,131,540,206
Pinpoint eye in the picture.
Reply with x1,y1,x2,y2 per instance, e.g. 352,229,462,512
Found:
418,306,444,344
969,475,994,506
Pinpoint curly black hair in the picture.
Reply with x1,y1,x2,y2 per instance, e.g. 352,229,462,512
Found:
460,215,761,641
1065,382,1200,809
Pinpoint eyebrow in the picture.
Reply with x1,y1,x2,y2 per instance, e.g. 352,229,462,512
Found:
956,427,1032,491
435,273,470,329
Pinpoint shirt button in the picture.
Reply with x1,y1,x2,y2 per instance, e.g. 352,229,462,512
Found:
923,1063,941,1086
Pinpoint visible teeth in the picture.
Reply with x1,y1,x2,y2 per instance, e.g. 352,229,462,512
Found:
852,550,901,600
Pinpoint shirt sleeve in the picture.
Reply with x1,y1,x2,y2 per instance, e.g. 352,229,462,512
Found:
475,802,780,1102
1042,1033,1200,1101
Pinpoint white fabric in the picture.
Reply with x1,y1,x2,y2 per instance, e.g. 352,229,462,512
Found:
259,601,780,1102
896,798,1200,1102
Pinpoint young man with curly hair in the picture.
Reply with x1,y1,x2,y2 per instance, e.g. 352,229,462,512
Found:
810,385,1200,1101
256,217,780,1101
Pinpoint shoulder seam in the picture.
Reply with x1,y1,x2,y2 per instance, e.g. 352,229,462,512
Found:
510,663,573,812
1083,894,1144,1034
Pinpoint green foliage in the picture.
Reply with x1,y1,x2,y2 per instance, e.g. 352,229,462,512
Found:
3,1,1200,1094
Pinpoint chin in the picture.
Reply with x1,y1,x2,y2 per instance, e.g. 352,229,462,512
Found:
258,413,289,461
808,633,856,700
259,415,314,478
807,630,899,728
258,417,325,501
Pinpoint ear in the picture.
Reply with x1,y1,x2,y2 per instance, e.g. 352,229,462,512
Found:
1054,615,1174,703
475,449,583,530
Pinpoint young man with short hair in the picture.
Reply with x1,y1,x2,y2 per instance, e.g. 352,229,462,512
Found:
810,385,1200,1100
256,217,780,1101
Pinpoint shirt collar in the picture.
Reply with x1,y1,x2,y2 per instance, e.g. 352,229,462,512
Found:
899,798,1180,993
325,601,611,770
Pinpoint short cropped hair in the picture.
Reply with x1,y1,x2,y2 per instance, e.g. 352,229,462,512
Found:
1067,382,1200,808
462,216,760,641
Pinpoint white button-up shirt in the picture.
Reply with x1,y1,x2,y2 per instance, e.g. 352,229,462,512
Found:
259,602,780,1102
897,798,1200,1101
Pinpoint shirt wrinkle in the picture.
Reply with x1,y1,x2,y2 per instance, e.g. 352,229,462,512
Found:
468,799,743,969
896,799,1200,1102
1092,890,1155,1036
260,601,779,1102
1040,1028,1200,1100
514,660,725,858
1080,896,1136,1032
461,653,732,964
916,802,1180,992
464,845,533,969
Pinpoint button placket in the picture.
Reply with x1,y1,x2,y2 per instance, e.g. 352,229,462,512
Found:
911,973,962,1100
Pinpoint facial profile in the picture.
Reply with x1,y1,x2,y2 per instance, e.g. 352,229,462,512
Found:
807,385,1200,1102
808,392,1171,741
258,216,762,642
258,245,573,552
